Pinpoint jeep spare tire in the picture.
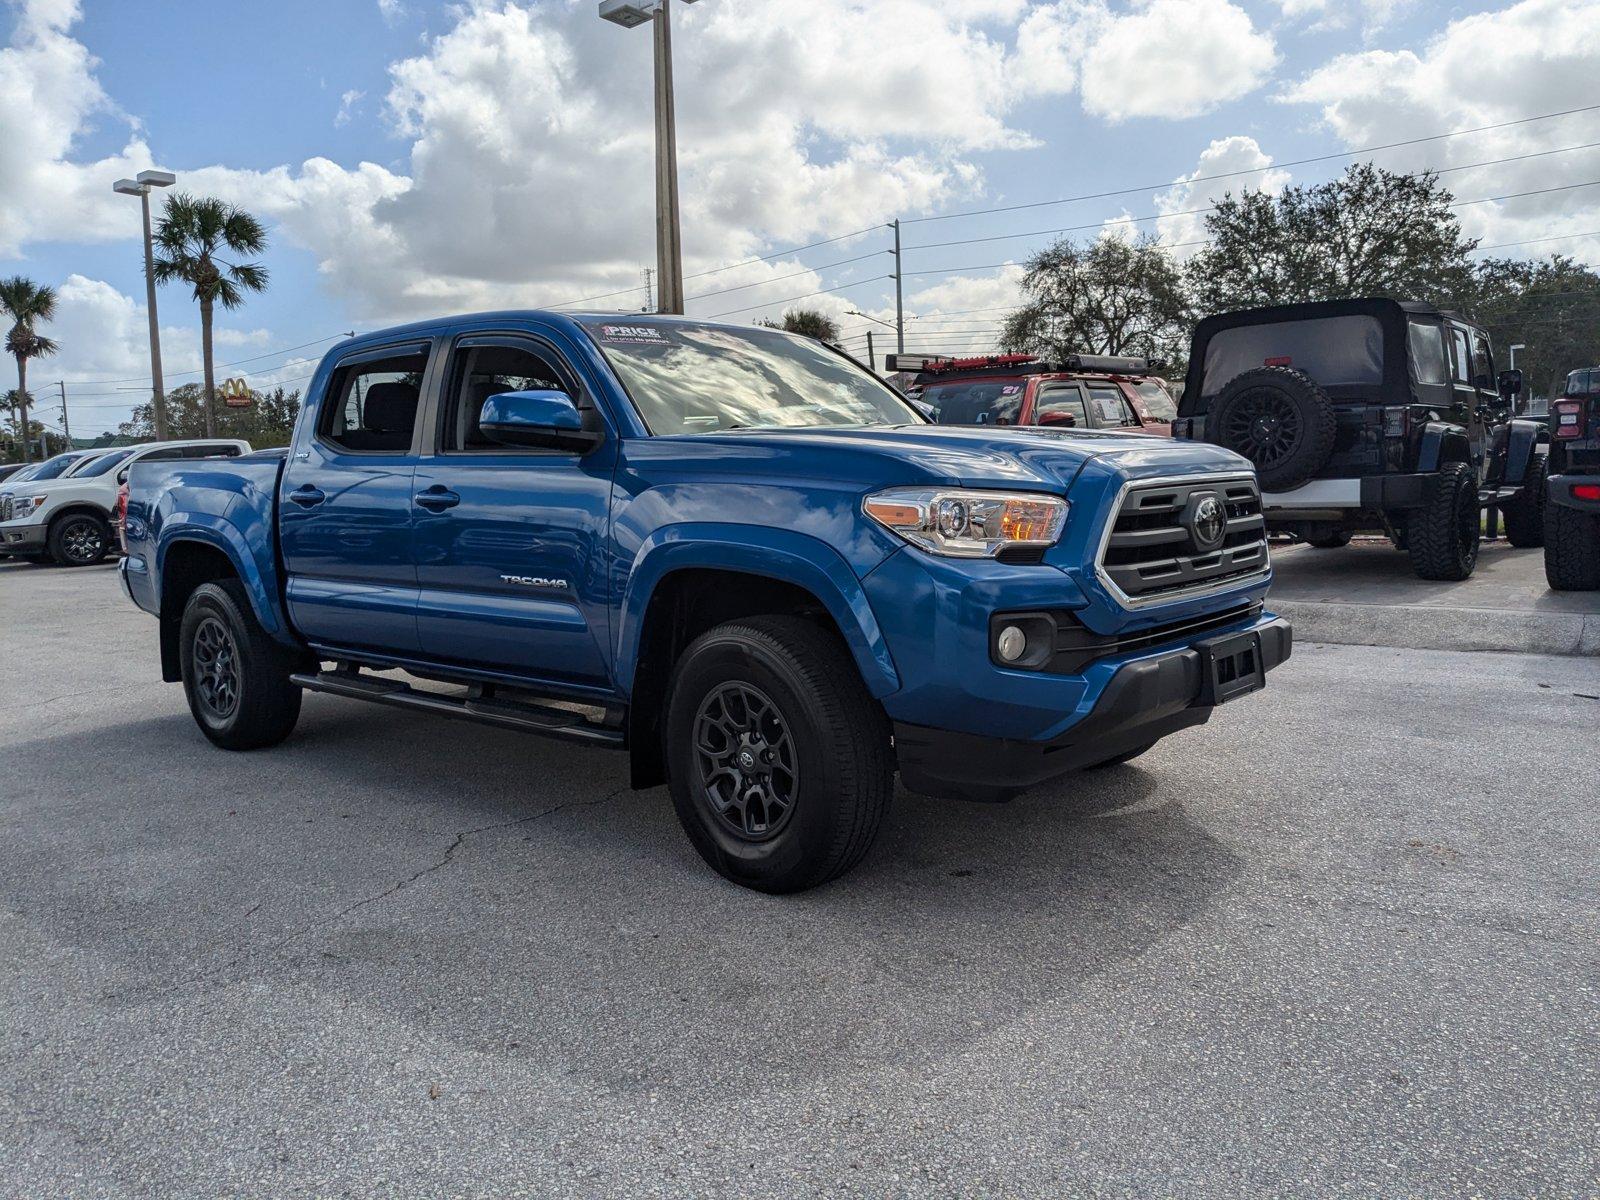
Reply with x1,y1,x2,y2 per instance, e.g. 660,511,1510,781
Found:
1204,366,1338,492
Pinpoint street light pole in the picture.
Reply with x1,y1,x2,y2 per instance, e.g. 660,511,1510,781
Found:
113,170,175,440
600,0,697,315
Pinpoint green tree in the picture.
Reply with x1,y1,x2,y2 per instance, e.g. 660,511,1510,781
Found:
151,194,270,439
2,390,67,463
759,307,843,346
1455,254,1600,404
1186,163,1478,313
0,276,59,465
1000,233,1191,369
116,382,301,447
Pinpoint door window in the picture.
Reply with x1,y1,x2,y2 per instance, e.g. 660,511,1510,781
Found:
1131,380,1177,422
1086,384,1137,427
441,341,588,452
1407,320,1448,386
1471,332,1494,386
1034,384,1087,427
319,347,429,453
1449,327,1473,385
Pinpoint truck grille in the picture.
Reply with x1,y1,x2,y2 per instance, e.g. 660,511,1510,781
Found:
1096,473,1268,606
0,496,12,522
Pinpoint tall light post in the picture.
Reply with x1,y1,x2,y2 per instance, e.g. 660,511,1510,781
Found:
599,0,697,315
113,169,175,440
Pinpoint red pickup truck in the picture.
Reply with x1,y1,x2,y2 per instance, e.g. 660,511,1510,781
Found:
890,353,1178,437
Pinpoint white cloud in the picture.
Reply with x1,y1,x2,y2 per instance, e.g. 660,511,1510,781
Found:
1153,135,1291,255
377,0,404,25
334,88,364,127
1270,0,1411,38
1283,0,1600,261
1013,0,1279,121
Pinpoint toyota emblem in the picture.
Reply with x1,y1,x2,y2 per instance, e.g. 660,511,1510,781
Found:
1188,494,1226,551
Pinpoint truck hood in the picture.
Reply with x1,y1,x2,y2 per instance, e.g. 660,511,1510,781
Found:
682,424,1253,492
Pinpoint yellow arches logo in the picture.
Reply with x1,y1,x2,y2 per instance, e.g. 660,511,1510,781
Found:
220,378,252,408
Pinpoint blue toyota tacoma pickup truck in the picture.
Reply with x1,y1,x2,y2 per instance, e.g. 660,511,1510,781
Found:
122,312,1291,892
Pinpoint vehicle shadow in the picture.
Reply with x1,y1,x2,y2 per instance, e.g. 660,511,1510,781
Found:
3,694,1242,1089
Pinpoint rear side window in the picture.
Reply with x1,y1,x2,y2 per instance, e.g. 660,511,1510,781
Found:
1202,315,1383,395
320,347,429,453
923,380,1024,425
1086,384,1136,427
1408,321,1448,386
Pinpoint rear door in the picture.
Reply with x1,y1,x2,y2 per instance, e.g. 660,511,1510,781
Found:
1083,382,1142,431
279,341,434,655
1033,381,1089,428
410,330,616,689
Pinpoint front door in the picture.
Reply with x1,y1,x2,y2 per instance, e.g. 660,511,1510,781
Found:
279,341,433,655
410,332,616,690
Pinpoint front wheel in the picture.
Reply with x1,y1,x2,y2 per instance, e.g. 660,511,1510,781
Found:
1407,463,1480,581
47,513,109,567
180,579,302,750
664,616,893,893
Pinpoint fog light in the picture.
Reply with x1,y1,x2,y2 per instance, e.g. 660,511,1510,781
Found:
997,625,1028,663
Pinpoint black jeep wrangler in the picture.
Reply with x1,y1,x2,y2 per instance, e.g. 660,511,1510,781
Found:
1544,366,1600,590
1172,298,1545,581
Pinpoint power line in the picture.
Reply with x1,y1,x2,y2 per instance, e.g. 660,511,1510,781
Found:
680,250,888,304
44,333,349,388
701,276,890,320
903,102,1600,227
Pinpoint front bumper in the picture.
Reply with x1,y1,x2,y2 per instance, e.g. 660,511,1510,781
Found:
1549,473,1600,513
894,616,1292,802
0,520,47,551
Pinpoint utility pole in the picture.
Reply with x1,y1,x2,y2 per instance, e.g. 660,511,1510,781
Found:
57,381,70,445
890,218,905,354
866,330,876,372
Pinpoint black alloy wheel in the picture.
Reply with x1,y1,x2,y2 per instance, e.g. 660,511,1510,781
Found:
693,681,800,841
190,615,241,721
51,514,107,566
1221,387,1304,473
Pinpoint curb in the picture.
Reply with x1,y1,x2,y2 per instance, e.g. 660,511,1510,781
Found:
1273,599,1600,658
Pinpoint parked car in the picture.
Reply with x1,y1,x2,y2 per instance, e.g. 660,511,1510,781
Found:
1544,365,1600,590
887,353,1177,436
122,313,1291,893
0,438,250,566
0,450,99,560
1172,298,1544,581
0,463,29,484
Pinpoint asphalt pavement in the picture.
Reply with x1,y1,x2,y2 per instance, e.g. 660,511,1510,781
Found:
2,558,1596,1198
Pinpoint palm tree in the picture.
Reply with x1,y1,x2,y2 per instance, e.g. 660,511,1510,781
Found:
0,276,59,464
759,307,843,347
152,194,269,437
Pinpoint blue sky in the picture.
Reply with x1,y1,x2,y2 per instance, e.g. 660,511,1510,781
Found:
3,0,1597,436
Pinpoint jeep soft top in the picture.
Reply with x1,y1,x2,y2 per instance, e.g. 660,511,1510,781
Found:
1173,297,1544,581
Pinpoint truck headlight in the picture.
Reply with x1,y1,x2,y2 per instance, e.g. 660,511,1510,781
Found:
864,487,1068,558
15,494,46,517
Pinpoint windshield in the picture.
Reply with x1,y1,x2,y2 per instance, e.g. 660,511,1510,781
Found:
68,448,135,478
576,318,922,435
18,453,86,482
920,379,1025,426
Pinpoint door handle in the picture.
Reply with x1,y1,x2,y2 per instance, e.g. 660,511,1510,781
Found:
414,486,461,512
288,485,325,508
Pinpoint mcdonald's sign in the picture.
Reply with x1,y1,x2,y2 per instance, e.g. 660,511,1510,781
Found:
220,378,252,408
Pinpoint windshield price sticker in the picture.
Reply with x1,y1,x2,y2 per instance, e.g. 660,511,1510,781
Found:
1001,385,1020,394
600,324,671,345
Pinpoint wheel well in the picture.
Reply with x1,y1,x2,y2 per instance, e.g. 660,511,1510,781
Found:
157,541,238,682
626,568,846,790
47,503,111,532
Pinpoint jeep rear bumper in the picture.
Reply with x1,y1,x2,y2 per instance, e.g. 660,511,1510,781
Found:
1548,472,1600,513
894,616,1292,802
1261,474,1434,514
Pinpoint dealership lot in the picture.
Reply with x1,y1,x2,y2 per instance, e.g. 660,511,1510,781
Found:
2,561,1596,1198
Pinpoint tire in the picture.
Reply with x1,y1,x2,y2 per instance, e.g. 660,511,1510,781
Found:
1544,502,1600,591
1204,367,1338,492
664,615,893,894
1304,531,1352,549
1087,740,1157,769
46,513,109,567
1407,463,1480,581
179,579,302,750
1500,452,1547,548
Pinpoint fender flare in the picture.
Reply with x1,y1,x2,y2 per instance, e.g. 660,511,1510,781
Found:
154,514,294,646
615,523,901,699
1413,422,1473,473
1500,419,1546,486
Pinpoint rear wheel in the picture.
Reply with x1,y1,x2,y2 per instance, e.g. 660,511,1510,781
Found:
180,579,302,750
1544,502,1600,591
1500,452,1546,548
1407,463,1480,581
47,513,109,567
664,616,893,893
1304,531,1352,549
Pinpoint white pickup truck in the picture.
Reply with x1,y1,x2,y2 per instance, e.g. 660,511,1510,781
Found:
0,438,250,566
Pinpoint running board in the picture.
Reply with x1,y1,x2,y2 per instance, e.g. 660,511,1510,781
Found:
290,668,625,748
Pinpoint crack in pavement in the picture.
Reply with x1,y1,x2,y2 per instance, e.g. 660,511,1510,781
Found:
108,783,631,1004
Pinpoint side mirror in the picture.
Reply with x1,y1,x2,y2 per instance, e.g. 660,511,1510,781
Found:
479,390,603,454
1498,369,1523,399
1038,410,1077,428
116,467,129,485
